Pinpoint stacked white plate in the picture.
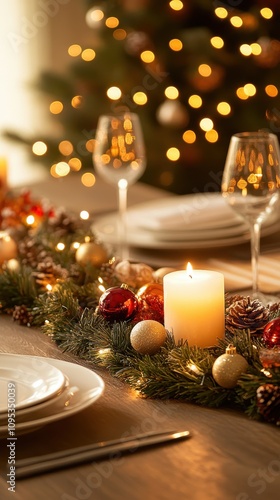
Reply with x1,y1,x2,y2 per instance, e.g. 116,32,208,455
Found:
93,192,280,250
0,354,104,437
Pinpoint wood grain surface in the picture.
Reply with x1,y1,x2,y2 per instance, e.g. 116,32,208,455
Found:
0,315,279,500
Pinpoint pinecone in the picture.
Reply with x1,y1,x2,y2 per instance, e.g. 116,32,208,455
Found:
256,383,280,426
33,258,69,286
99,258,122,288
18,236,46,268
13,305,33,326
226,296,270,335
225,293,245,309
45,208,86,237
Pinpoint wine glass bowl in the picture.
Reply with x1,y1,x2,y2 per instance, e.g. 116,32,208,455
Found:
221,131,280,299
93,112,146,259
93,113,146,186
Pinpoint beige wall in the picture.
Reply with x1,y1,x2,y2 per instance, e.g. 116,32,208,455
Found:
47,1,92,72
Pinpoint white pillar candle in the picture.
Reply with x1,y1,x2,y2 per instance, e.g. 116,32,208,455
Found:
163,266,225,347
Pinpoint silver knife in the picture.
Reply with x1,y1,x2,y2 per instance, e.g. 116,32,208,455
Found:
15,429,190,479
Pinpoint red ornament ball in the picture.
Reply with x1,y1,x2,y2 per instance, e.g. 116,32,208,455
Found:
263,318,280,347
98,286,138,323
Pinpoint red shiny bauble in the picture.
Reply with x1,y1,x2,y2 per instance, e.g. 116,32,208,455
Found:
98,286,138,322
263,318,280,347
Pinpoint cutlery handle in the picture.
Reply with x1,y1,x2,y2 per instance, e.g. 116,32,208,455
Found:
15,430,190,479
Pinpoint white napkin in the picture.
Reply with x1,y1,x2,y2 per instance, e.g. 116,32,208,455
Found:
127,193,239,232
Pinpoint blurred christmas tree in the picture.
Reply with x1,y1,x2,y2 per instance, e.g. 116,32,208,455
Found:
6,0,280,194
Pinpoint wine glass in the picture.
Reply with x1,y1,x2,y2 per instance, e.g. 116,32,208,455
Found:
221,131,280,301
93,112,146,259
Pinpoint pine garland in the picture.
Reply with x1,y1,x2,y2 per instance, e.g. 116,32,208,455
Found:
0,191,280,426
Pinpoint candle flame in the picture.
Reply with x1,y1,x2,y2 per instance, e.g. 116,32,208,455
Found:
186,262,193,278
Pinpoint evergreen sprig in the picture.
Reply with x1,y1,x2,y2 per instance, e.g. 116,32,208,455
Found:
1,192,280,426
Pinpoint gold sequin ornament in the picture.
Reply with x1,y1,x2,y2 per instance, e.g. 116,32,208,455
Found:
130,320,167,355
75,241,108,267
212,345,248,389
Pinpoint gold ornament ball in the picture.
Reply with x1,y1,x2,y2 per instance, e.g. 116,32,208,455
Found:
130,320,167,355
212,345,248,389
0,232,17,265
75,242,108,267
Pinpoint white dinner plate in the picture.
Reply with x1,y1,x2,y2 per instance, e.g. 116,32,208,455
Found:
0,354,104,437
0,354,65,413
93,193,280,250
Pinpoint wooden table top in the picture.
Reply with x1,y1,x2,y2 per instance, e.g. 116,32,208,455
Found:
0,315,279,500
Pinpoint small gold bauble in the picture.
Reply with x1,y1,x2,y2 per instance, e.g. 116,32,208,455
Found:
0,232,17,265
212,345,248,389
130,320,167,355
75,242,108,267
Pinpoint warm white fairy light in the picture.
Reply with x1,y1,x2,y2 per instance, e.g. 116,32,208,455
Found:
81,172,96,187
50,165,60,178
186,362,203,376
236,87,249,100
56,242,65,251
69,158,82,171
32,141,47,156
26,215,35,226
165,86,179,99
182,130,196,143
265,84,278,97
188,94,202,108
260,8,273,20
113,29,127,40
214,7,228,19
230,16,243,28
244,83,256,97
86,7,104,27
98,348,111,357
105,17,119,28
169,38,183,51
81,49,96,61
58,140,73,156
72,241,80,250
169,0,183,11
107,86,122,100
68,44,82,57
205,129,218,143
46,284,53,292
133,92,148,105
80,210,89,220
199,117,214,132
55,162,70,177
240,44,252,56
140,50,155,63
217,102,231,115
71,96,83,108
166,147,180,161
98,276,106,293
210,36,224,49
198,64,212,77
251,43,262,56
50,101,63,114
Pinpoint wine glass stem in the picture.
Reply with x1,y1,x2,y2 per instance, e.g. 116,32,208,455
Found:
118,181,129,260
250,221,261,297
